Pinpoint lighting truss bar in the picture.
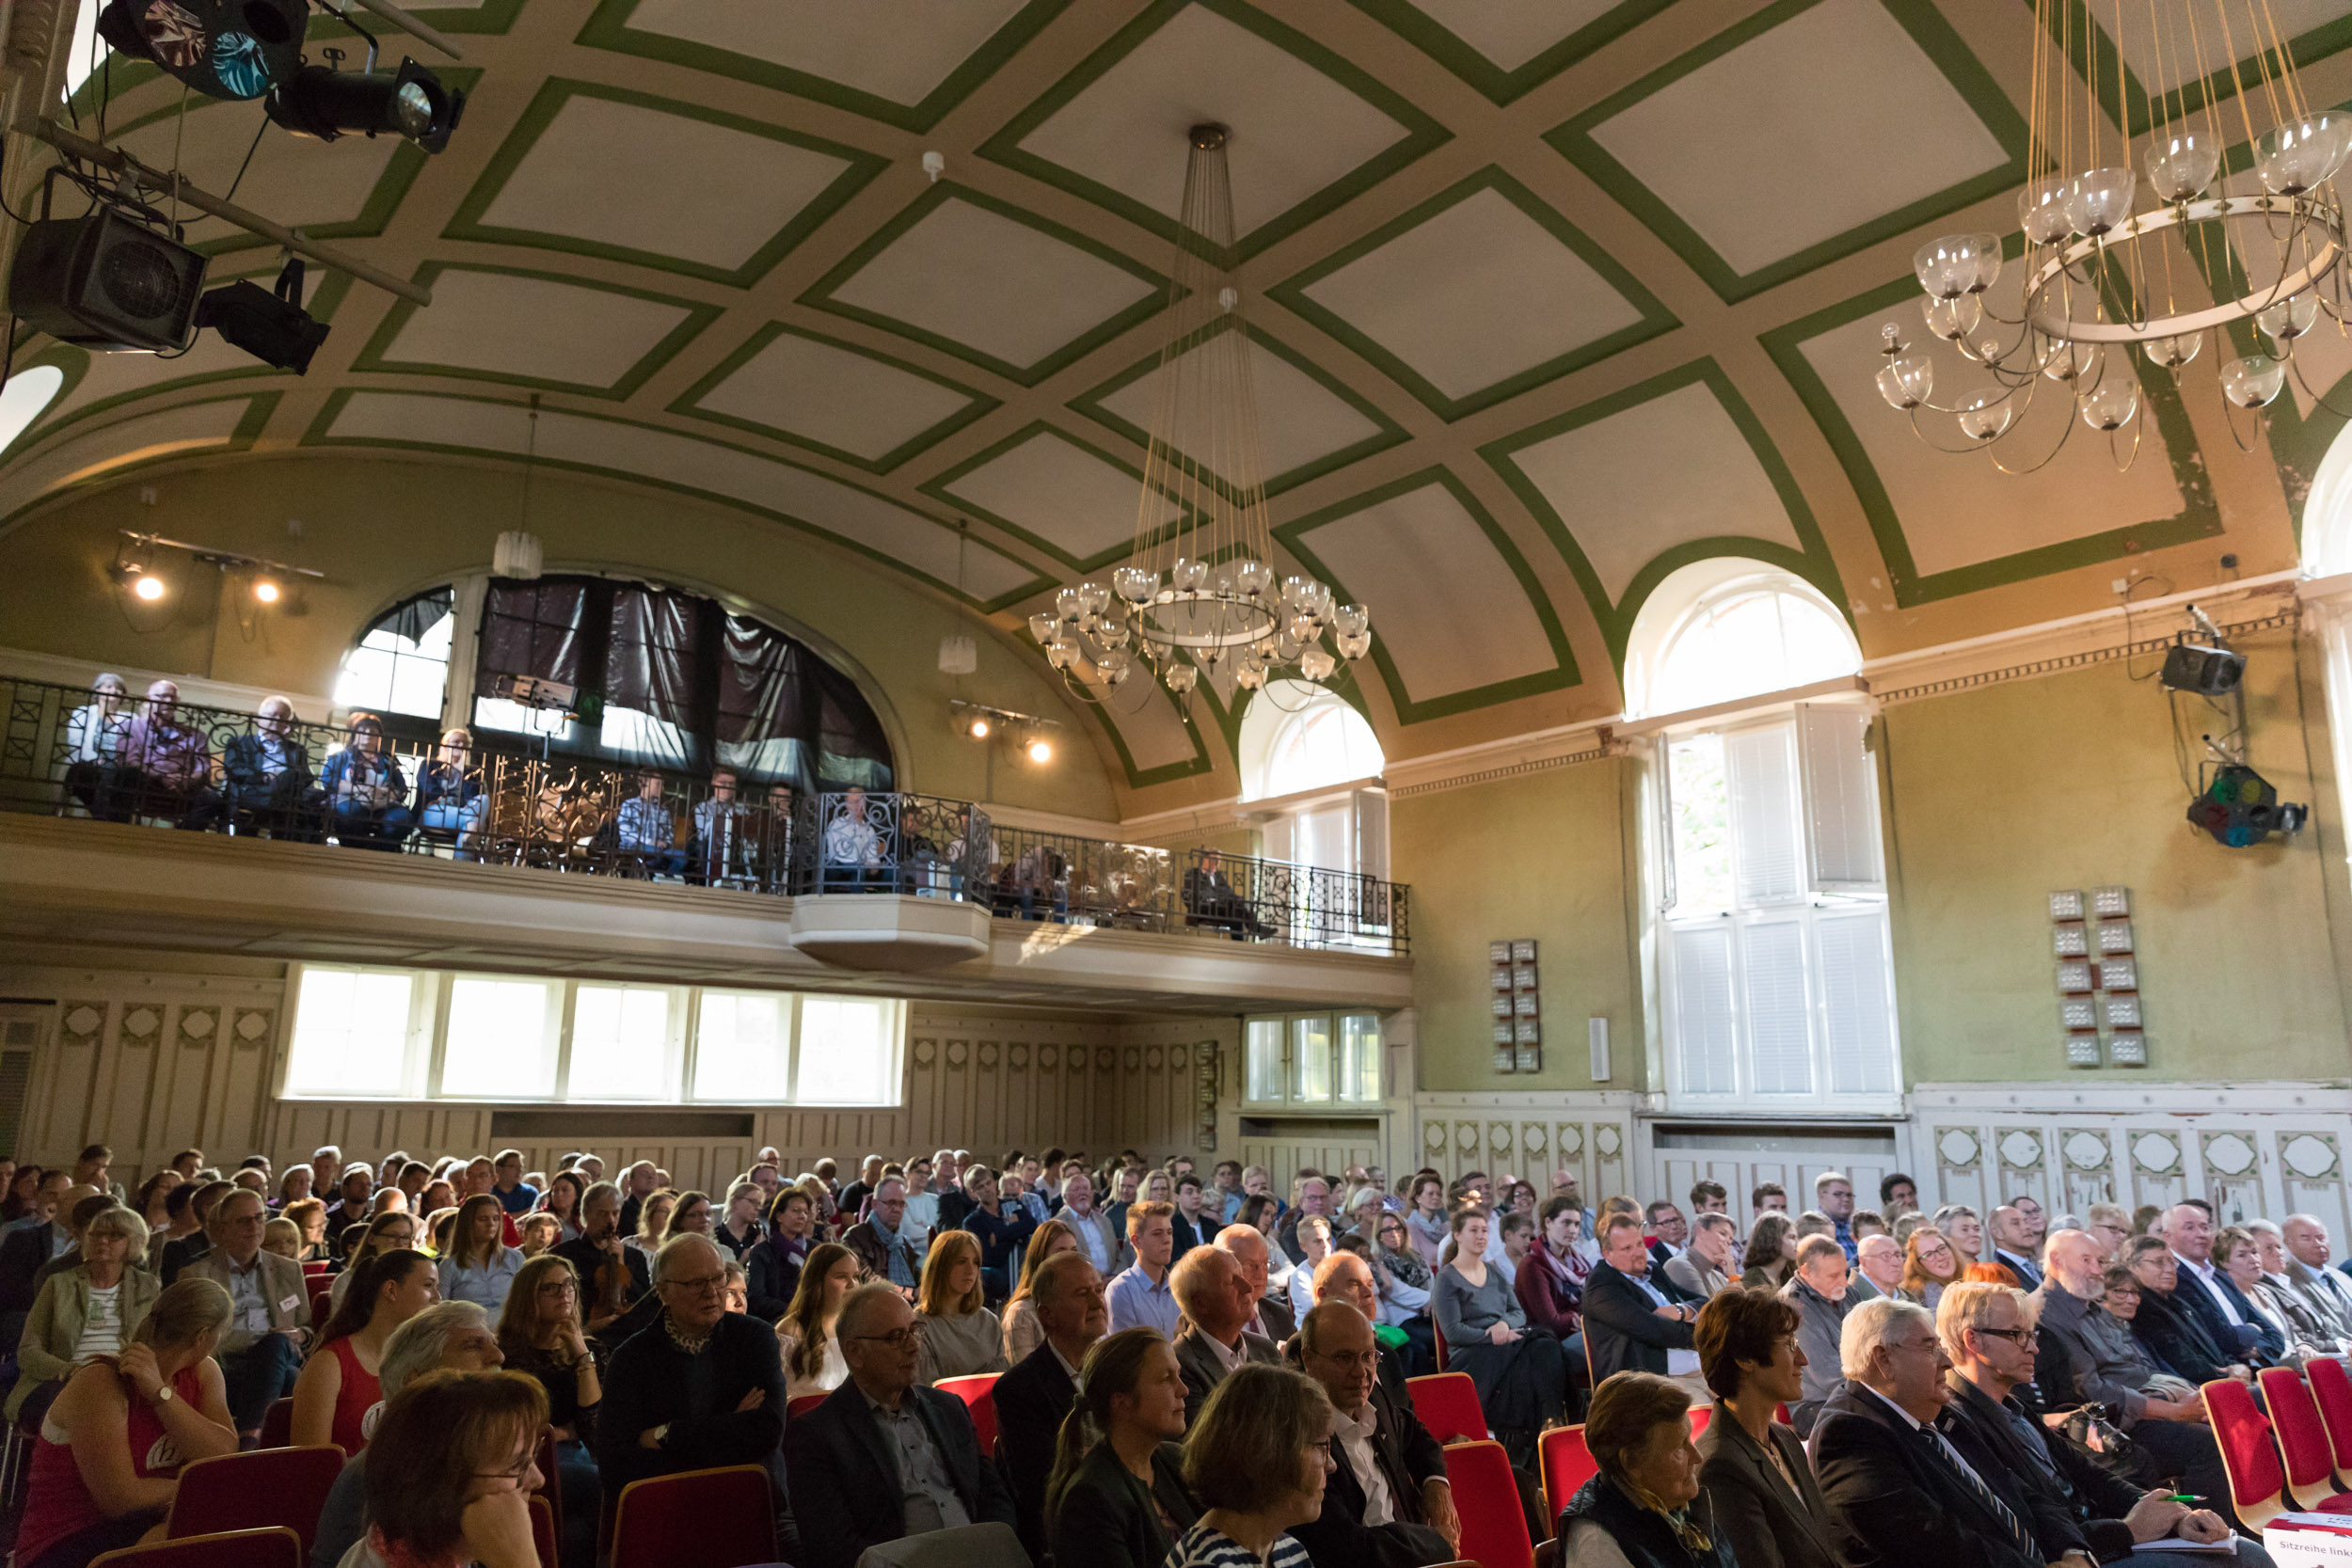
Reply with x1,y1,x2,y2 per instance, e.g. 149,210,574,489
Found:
342,0,465,59
121,530,326,580
949,699,1060,731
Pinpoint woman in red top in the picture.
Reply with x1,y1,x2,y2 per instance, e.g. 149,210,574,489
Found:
293,1249,438,1453
15,1278,238,1568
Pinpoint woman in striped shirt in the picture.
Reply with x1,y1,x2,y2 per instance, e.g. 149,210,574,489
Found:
1165,1362,1332,1568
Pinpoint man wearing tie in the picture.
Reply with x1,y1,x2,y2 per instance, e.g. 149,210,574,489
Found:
2281,1214,2352,1339
1987,1207,2044,1291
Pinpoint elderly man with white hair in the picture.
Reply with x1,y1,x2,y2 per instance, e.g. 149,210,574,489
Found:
2280,1213,2352,1337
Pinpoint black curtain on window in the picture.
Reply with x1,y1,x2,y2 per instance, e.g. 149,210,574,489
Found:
603,586,706,771
812,658,893,790
477,579,588,696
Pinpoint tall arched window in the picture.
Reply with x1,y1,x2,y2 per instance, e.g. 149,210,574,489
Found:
334,588,453,723
1240,681,1383,802
1627,560,1860,719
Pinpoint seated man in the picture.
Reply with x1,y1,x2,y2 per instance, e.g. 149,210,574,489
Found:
596,1234,787,1512
1584,1212,1702,1392
222,695,322,840
992,1250,1104,1556
1181,848,1266,939
786,1282,1016,1568
1985,1206,2044,1291
1314,1251,1417,1405
1105,1199,1180,1338
1781,1234,1854,1436
184,1189,311,1437
844,1176,921,1291
820,784,888,891
555,1180,655,1347
116,678,223,829
616,769,688,878
690,768,758,888
319,712,411,850
1290,1300,1460,1567
1851,1233,1903,1303
1170,1243,1279,1424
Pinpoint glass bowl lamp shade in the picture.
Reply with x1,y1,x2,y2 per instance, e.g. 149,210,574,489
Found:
1914,232,2002,298
2145,132,2220,201
2063,168,2137,236
2255,113,2351,195
1164,661,1199,693
1923,293,1981,342
2019,174,2074,243
2042,340,2103,384
2143,333,2201,369
2221,355,2288,407
2080,381,2139,429
2258,293,2320,347
1957,389,2016,441
1876,354,1934,409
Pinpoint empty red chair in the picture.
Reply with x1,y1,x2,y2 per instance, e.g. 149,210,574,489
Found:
2206,1376,2291,1530
301,1260,328,1275
2260,1367,2350,1510
91,1527,303,1568
787,1391,828,1419
1539,1424,1597,1526
1406,1372,1489,1446
1689,1404,1712,1439
937,1372,1001,1455
2308,1355,2352,1475
165,1446,345,1556
610,1463,774,1568
530,1494,558,1568
258,1397,294,1449
1447,1439,1536,1568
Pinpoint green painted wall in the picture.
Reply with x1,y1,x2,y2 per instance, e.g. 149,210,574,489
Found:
0,453,1120,819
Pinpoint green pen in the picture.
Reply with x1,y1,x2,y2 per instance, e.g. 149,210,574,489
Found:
2164,1494,2205,1504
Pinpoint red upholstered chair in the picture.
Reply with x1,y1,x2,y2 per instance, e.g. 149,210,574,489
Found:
530,1494,558,1568
165,1446,345,1556
1447,1439,1537,1568
91,1527,303,1568
2205,1376,2291,1530
2259,1367,2351,1510
532,1426,564,1545
257,1397,294,1449
1406,1372,1490,1446
610,1463,775,1568
787,1392,828,1420
1435,1329,1448,1373
301,1261,328,1275
936,1373,1001,1456
305,1279,333,1322
1539,1424,1598,1528
2307,1355,2352,1475
1688,1404,1712,1439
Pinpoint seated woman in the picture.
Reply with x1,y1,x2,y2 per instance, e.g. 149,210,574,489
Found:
1932,1206,1985,1267
1560,1370,1732,1568
496,1257,602,1568
914,1229,1009,1385
1740,1215,1797,1293
320,713,411,851
339,1370,548,1568
11,1205,159,1428
329,1212,422,1313
712,1180,764,1261
294,1249,440,1454
537,1170,585,1248
1168,1362,1330,1568
1433,1204,1566,1465
438,1195,524,1313
13,1279,238,1568
1898,1227,1961,1309
413,726,485,862
623,1188,676,1259
1518,1196,1590,1378
961,1164,1041,1306
744,1184,815,1322
263,1216,305,1260
1692,1291,1835,1568
777,1242,859,1402
2217,1226,2299,1361
1048,1326,1198,1568
1001,1217,1079,1365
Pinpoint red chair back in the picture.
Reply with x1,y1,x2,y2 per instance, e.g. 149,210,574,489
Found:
936,1373,1001,1456
2205,1376,2287,1530
165,1446,345,1555
92,1526,304,1568
306,1280,334,1322
532,1426,564,1544
530,1494,558,1568
258,1397,294,1449
787,1392,828,1419
1406,1372,1488,1446
1539,1424,1597,1526
2309,1355,2352,1472
1448,1439,1535,1568
1434,1328,1448,1372
1689,1404,1712,1438
301,1261,329,1275
2260,1367,2344,1506
610,1463,774,1568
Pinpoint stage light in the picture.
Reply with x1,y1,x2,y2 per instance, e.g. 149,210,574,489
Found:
133,574,166,600
2186,762,2307,847
966,716,990,740
10,203,208,353
1026,736,1052,765
265,56,465,152
196,258,328,372
96,0,308,103
252,578,280,603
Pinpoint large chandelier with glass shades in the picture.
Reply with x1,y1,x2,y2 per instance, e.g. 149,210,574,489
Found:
1028,123,1371,703
1873,0,2352,471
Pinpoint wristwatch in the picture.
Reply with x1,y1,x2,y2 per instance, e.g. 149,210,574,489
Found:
151,1385,174,1406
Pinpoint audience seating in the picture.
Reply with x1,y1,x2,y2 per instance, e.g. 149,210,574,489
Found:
787,1391,827,1419
1406,1371,1490,1446
935,1372,1001,1455
301,1260,328,1276
90,1527,303,1568
2259,1367,2349,1510
2308,1355,2352,1476
853,1520,1027,1566
532,1425,564,1544
609,1463,776,1568
305,1278,333,1321
1538,1424,1597,1526
164,1445,344,1555
2207,1376,2295,1530
531,1494,559,1568
258,1397,294,1449
1444,1438,1538,1568
1688,1404,1711,1439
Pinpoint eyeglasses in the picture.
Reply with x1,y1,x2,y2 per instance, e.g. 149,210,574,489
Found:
662,1273,728,1295
850,1327,920,1350
537,1280,577,1297
473,1454,538,1484
1976,1326,2040,1347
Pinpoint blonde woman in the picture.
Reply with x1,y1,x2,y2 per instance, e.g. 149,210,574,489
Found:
10,1206,159,1424
328,1211,421,1313
625,1188,676,1259
777,1242,859,1401
915,1230,1009,1385
1001,1216,1080,1364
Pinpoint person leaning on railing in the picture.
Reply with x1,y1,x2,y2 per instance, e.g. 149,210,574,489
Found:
58,673,133,821
415,727,486,862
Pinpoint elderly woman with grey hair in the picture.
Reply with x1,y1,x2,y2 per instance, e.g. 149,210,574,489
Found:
9,1205,158,1425
1560,1370,1735,1568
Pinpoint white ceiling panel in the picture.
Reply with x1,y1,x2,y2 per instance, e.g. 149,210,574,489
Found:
1097,333,1382,483
938,428,1181,564
612,0,1030,106
690,331,977,462
373,271,691,388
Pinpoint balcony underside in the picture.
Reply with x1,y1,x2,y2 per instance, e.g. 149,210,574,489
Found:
0,816,1411,1014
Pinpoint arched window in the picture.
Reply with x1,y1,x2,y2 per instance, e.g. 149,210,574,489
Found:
334,588,453,722
1239,681,1383,801
1626,560,1860,718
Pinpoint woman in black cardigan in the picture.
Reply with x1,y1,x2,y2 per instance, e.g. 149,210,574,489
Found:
1692,1290,1838,1568
1559,1371,1736,1568
1047,1326,1199,1568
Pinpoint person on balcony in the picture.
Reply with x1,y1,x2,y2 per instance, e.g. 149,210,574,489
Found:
60,672,133,820
116,679,223,830
415,727,486,861
822,784,889,891
222,696,322,841
615,770,687,878
1184,850,1266,941
321,713,411,850
689,768,755,888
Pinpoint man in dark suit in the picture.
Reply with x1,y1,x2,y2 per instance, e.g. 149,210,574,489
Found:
786,1282,1017,1568
0,1169,74,1316
1171,1174,1216,1258
1985,1207,2045,1291
1170,1244,1279,1424
993,1251,1104,1557
1584,1212,1701,1388
2164,1202,2272,1360
1811,1296,2051,1568
221,697,321,839
1291,1300,1459,1566
1216,1225,1296,1343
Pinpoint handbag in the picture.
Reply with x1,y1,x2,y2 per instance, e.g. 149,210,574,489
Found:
2050,1402,2141,1480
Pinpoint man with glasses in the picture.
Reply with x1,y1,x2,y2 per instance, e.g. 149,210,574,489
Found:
786,1281,1016,1568
186,1188,311,1438
1291,1299,1460,1566
596,1232,788,1528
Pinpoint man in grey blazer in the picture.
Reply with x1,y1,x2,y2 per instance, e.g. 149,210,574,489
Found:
1169,1243,1278,1425
185,1188,311,1436
2280,1214,2352,1338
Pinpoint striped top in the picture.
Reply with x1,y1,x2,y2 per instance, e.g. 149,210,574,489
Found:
1162,1522,1312,1568
71,1284,121,1361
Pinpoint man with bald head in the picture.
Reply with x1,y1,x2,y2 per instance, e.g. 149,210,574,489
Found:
224,694,322,839
1986,1206,2043,1290
2280,1214,2352,1337
1216,1222,1295,1342
993,1249,1105,1555
1292,1300,1460,1565
1170,1242,1278,1423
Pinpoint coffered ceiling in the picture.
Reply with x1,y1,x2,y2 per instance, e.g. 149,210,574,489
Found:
2,0,2345,798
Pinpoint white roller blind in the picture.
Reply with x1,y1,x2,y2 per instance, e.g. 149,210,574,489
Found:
1818,908,1899,1094
1796,703,1883,890
1742,918,1814,1096
1669,924,1739,1096
1726,724,1802,904
1353,788,1390,879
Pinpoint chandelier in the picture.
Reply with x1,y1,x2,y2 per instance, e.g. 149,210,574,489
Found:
1028,123,1370,701
1873,0,2351,471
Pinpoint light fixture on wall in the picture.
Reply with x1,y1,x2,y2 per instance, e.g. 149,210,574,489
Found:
1028,124,1372,704
950,699,1056,764
1872,0,2352,471
108,528,322,605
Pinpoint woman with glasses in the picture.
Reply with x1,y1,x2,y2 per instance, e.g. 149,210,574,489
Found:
415,726,485,861
1693,1290,1836,1568
1167,1362,1330,1568
328,1211,421,1313
746,1186,816,1322
340,1370,547,1568
498,1254,602,1568
1897,1227,1962,1311
713,1180,764,1262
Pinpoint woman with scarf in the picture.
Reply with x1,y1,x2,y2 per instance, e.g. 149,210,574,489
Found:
1518,1196,1593,1395
1559,1370,1734,1568
1403,1174,1448,1267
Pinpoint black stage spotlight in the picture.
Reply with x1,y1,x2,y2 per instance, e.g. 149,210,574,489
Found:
2159,639,2246,696
2186,763,2307,847
196,257,328,372
265,56,464,152
9,201,207,353
97,0,307,101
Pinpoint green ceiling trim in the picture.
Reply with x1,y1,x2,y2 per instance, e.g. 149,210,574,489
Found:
973,0,1452,268
1479,356,1846,667
1757,267,2219,607
297,386,1057,614
1348,0,1677,106
350,261,723,400
311,0,524,38
1085,686,1219,789
1264,164,1680,422
1274,464,1583,724
441,78,888,288
2038,0,2352,143
573,0,1071,134
797,181,1170,388
1068,314,1410,499
917,420,1200,574
0,390,279,530
1544,0,2029,305
668,322,999,475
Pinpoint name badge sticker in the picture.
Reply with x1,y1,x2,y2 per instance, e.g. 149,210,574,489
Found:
279,1294,302,1313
